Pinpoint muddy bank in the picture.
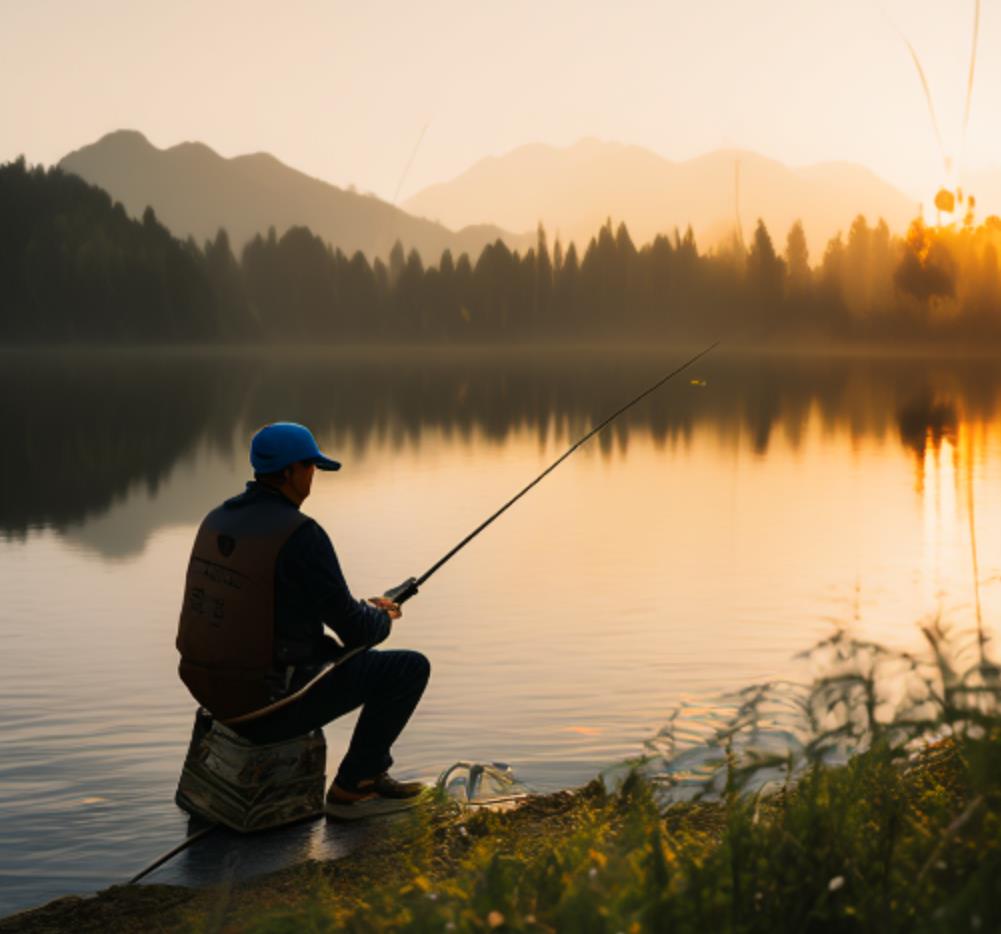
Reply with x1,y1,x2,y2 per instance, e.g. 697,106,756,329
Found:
0,786,616,933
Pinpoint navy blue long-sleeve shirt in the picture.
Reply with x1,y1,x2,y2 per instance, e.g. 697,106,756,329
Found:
228,482,391,667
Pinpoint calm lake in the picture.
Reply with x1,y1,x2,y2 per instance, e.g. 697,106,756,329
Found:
2,347,1000,916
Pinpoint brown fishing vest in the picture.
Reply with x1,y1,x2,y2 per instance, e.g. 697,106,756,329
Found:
176,495,309,722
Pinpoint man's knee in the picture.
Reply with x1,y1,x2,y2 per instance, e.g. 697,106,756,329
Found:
365,648,430,692
406,650,431,686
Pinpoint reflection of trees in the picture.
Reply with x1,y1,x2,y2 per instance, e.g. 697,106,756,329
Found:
898,393,958,459
898,392,960,497
2,351,1001,538
0,352,242,536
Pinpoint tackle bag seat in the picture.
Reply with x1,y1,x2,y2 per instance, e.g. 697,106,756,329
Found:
175,708,326,832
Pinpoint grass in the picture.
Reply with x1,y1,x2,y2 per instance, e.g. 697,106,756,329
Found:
223,741,994,933
5,623,998,933
224,623,1001,933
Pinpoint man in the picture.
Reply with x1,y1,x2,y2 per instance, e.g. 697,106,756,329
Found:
176,421,430,818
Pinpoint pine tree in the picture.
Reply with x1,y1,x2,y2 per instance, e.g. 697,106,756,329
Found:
784,221,810,290
746,220,785,316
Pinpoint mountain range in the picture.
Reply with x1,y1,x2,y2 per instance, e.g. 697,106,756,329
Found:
404,139,920,258
59,131,528,261
59,132,938,266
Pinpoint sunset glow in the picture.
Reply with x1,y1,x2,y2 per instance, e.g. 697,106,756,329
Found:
3,0,1000,214
5,2,1001,921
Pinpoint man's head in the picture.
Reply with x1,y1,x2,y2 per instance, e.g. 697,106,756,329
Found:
250,422,340,505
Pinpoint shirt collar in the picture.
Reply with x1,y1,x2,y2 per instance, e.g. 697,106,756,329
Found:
246,480,300,509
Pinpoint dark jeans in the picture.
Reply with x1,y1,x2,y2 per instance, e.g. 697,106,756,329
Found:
233,648,430,786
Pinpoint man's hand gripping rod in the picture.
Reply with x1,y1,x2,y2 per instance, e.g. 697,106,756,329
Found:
382,341,721,606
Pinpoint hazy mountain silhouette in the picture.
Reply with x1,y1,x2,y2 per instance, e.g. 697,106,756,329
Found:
59,131,530,260
404,139,918,257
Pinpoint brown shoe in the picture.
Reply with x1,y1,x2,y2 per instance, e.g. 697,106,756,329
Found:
325,773,427,820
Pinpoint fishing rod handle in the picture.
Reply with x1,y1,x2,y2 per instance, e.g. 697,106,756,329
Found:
384,576,419,605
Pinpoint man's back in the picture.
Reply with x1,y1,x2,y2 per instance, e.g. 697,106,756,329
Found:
176,483,309,720
175,421,429,819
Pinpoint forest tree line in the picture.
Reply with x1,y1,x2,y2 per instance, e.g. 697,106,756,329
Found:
3,158,1001,345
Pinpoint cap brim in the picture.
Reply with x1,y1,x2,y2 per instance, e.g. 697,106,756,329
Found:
312,454,341,471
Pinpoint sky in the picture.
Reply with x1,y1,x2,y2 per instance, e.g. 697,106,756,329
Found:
2,0,999,206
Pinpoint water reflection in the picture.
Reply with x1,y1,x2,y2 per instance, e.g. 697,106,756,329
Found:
3,348,1001,916
0,352,240,541
893,389,1001,619
3,349,1001,556
897,392,958,495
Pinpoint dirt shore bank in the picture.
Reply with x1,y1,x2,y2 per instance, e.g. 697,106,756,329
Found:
0,785,617,933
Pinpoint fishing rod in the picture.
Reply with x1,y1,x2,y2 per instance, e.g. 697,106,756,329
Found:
128,340,721,883
382,339,721,605
222,339,722,728
128,824,217,884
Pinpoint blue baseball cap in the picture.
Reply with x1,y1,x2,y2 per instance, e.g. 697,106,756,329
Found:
250,422,341,473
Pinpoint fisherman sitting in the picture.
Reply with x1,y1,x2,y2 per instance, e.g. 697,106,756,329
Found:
176,422,430,819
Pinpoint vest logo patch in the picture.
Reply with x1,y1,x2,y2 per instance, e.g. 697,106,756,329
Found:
190,557,244,590
217,534,236,557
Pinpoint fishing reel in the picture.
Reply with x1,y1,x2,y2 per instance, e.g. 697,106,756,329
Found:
383,576,419,605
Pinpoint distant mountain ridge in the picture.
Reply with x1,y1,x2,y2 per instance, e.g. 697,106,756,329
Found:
404,139,919,257
59,131,530,260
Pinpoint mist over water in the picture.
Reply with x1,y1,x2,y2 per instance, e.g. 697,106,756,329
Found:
2,347,1001,916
